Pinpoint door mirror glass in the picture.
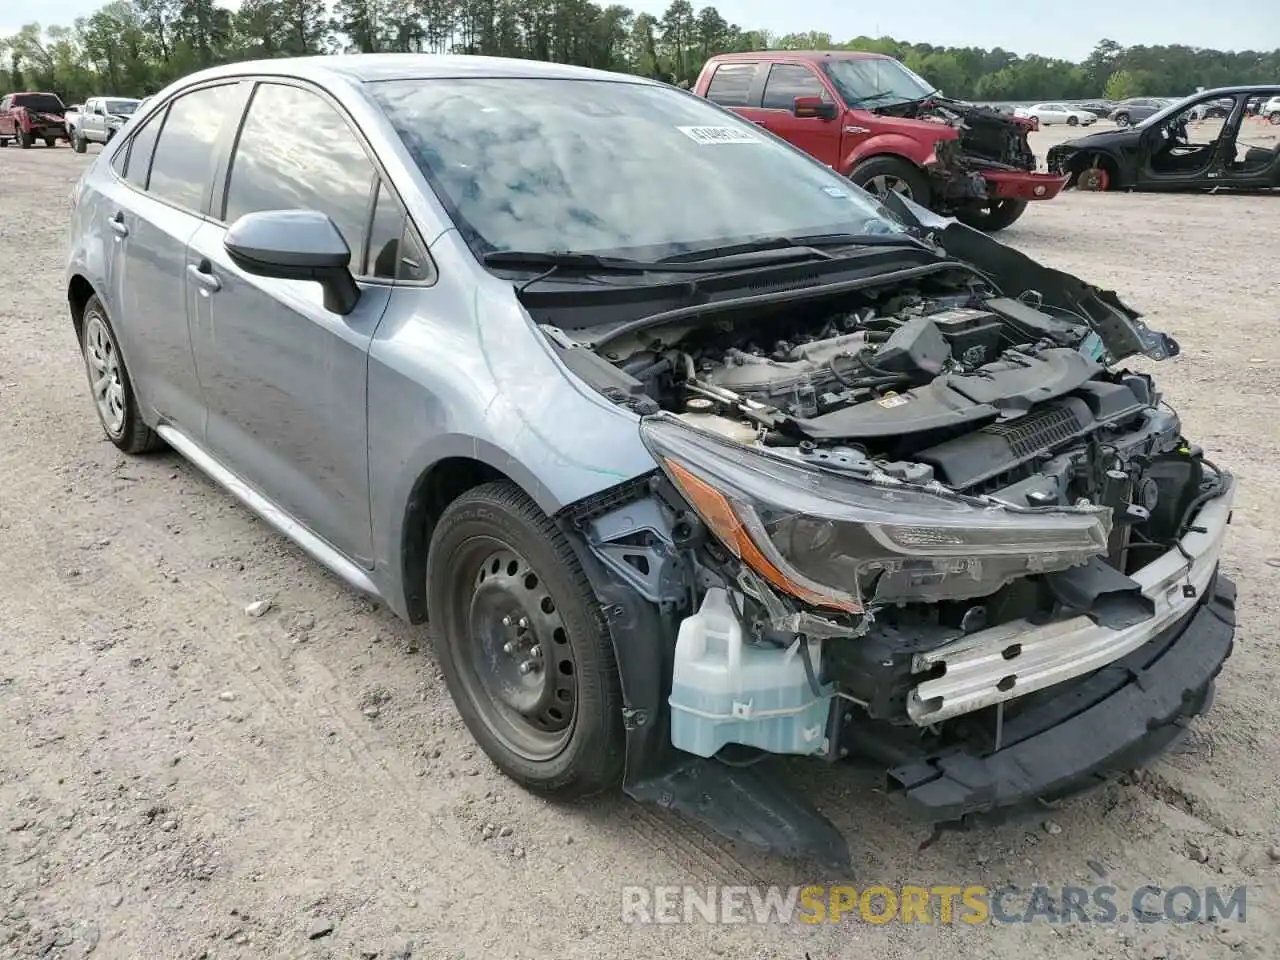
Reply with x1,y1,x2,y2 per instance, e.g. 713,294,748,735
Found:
793,96,837,120
224,210,361,315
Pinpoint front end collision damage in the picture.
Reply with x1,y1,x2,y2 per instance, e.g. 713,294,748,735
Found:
550,199,1235,869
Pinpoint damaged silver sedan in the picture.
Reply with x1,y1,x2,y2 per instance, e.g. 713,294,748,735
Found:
66,54,1236,867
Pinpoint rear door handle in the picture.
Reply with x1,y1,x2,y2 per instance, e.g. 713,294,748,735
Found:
108,212,128,237
186,261,221,293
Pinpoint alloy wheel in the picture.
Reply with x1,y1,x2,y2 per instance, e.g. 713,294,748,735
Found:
867,174,913,199
83,312,126,437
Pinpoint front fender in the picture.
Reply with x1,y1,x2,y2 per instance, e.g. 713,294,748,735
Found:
841,133,936,175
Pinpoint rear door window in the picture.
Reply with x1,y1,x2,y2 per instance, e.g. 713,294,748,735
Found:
147,83,245,213
761,64,829,110
704,63,759,107
223,82,377,272
122,107,165,188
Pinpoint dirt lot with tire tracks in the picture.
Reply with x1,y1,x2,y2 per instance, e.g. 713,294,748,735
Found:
2,137,1279,960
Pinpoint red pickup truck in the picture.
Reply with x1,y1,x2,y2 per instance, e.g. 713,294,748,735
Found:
0,91,69,149
692,51,1067,231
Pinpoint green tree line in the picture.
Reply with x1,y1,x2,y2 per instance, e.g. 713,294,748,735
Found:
3,1,1279,104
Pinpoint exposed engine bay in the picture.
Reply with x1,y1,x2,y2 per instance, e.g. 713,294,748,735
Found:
874,95,1038,172
588,285,1193,531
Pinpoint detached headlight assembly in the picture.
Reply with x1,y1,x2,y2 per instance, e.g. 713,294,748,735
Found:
642,417,1112,609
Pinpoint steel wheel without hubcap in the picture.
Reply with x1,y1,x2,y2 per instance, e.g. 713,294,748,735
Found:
457,543,577,761
84,312,126,438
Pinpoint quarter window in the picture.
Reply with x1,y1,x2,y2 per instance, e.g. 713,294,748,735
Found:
704,64,758,107
147,84,244,212
223,82,376,273
761,64,829,110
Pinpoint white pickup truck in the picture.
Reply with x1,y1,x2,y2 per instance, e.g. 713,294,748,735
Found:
68,96,142,152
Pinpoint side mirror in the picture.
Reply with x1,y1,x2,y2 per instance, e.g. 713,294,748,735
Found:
224,210,360,315
793,95,837,121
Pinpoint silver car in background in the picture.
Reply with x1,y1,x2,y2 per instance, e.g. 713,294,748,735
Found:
65,54,1236,867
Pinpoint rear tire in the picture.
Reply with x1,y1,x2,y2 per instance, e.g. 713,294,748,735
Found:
79,295,164,455
849,155,931,205
953,199,1028,232
426,481,626,799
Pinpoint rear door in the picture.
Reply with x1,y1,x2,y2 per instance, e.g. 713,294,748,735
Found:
753,63,843,167
701,61,764,124
185,79,396,566
99,81,249,435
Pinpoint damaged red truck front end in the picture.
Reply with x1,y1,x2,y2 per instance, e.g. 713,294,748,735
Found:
694,50,1067,232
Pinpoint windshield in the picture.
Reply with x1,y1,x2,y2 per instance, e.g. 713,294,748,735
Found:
105,99,139,116
369,77,901,260
1138,92,1233,129
14,93,64,113
821,58,936,108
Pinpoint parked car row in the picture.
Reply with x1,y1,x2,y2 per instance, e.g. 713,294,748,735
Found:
0,91,142,150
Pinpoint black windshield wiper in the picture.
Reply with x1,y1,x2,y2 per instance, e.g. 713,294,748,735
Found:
484,246,839,274
658,231,928,264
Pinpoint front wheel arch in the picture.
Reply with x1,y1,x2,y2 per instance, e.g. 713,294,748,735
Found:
399,456,513,623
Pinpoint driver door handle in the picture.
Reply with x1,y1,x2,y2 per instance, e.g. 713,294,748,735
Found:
187,260,221,294
108,212,128,237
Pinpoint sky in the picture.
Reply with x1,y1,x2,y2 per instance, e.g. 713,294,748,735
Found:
8,0,1280,63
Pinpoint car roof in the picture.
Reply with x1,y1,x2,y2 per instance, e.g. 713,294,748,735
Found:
705,50,892,64
172,53,661,87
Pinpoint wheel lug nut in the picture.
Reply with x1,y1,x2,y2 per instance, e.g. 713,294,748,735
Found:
518,617,529,629
502,641,516,655
518,660,536,675
501,615,512,627
529,645,542,659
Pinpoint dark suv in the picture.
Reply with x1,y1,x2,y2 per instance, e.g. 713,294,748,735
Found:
0,91,69,148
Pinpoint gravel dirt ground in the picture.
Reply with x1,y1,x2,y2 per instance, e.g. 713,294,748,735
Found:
2,126,1280,960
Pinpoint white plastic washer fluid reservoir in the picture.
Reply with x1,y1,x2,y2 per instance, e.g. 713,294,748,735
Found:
668,587,833,758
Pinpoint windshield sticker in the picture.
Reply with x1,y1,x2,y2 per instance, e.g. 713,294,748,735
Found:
676,125,761,145
877,393,910,408
821,185,851,198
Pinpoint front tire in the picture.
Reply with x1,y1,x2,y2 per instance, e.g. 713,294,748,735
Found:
80,295,163,454
849,155,931,205
18,129,33,148
1067,115,1079,127
44,136,55,148
426,481,625,799
1269,112,1280,126
953,199,1028,232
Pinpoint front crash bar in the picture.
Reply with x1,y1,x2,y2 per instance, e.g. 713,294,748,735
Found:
907,475,1234,725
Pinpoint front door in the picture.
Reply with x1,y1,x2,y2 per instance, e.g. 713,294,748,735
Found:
186,80,393,567
740,63,843,168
